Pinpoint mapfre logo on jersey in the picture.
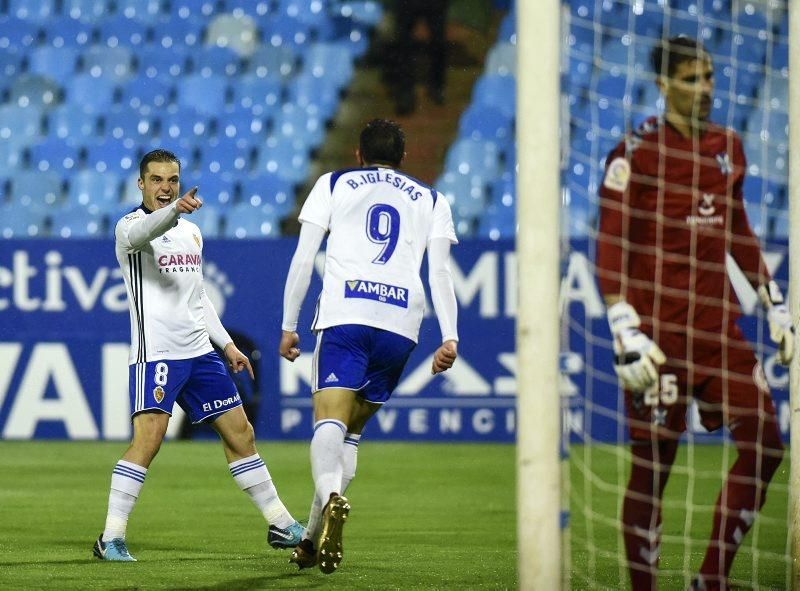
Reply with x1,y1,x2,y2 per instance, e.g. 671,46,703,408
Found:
603,158,631,192
686,193,723,226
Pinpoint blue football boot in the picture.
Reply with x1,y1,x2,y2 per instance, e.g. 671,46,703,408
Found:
93,534,136,561
268,520,304,549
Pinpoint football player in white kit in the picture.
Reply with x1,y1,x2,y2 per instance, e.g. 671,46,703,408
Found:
93,149,302,562
279,120,459,574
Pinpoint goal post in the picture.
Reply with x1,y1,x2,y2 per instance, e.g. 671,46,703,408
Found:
788,1,799,587
540,0,792,589
516,0,562,589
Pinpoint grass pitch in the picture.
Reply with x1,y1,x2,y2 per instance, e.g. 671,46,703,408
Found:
0,441,789,590
0,441,515,591
569,444,790,590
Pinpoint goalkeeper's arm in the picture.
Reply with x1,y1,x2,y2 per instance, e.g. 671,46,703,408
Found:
606,298,665,392
757,280,794,365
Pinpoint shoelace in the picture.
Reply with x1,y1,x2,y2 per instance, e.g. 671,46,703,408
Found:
109,539,129,556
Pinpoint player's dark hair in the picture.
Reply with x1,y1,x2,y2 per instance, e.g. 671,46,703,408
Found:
359,119,405,167
651,36,708,78
139,149,181,179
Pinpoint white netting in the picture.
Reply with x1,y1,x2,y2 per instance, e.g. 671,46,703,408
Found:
561,1,790,588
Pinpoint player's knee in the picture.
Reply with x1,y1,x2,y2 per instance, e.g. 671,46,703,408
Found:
242,420,255,446
131,413,168,456
232,417,256,450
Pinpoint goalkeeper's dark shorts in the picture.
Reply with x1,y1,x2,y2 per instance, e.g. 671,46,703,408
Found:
625,326,778,441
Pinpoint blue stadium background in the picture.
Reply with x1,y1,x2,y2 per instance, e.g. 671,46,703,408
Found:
0,0,791,442
0,0,789,241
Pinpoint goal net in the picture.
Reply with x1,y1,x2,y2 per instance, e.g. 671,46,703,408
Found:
560,0,790,588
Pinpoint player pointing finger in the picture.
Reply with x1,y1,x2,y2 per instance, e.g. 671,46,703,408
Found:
175,186,202,214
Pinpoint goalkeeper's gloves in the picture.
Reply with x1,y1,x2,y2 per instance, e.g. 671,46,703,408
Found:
607,301,666,392
757,280,794,365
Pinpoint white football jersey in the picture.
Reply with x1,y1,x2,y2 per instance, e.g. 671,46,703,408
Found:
299,166,458,343
115,206,213,364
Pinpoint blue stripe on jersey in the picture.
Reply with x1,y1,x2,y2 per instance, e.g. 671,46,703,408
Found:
230,458,265,477
329,166,438,199
344,436,359,447
395,170,436,195
330,166,370,192
113,465,146,483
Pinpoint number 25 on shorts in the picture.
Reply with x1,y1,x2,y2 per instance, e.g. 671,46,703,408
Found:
644,374,678,406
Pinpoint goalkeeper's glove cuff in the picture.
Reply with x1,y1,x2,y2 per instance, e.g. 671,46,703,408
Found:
607,301,666,392
757,280,784,307
607,301,641,335
758,281,795,365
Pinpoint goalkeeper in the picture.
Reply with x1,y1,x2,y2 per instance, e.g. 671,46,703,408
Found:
596,36,793,591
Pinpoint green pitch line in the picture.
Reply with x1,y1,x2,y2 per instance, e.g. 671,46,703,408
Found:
0,441,516,591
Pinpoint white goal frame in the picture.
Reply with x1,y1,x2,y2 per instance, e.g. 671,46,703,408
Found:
519,1,799,589
789,2,799,588
516,1,561,589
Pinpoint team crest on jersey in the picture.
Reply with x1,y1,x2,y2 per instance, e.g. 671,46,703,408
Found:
603,157,631,192
153,386,165,403
345,279,408,308
193,233,201,247
716,152,732,175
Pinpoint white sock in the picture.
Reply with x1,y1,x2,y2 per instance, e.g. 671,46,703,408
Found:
304,431,360,543
303,494,324,543
229,454,294,529
102,460,147,542
341,432,360,492
310,419,346,506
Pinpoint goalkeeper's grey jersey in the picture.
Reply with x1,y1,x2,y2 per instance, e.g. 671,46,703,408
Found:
115,204,213,364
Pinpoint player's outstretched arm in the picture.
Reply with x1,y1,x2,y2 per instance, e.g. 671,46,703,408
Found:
607,300,666,391
223,342,255,379
432,340,457,374
118,188,203,252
